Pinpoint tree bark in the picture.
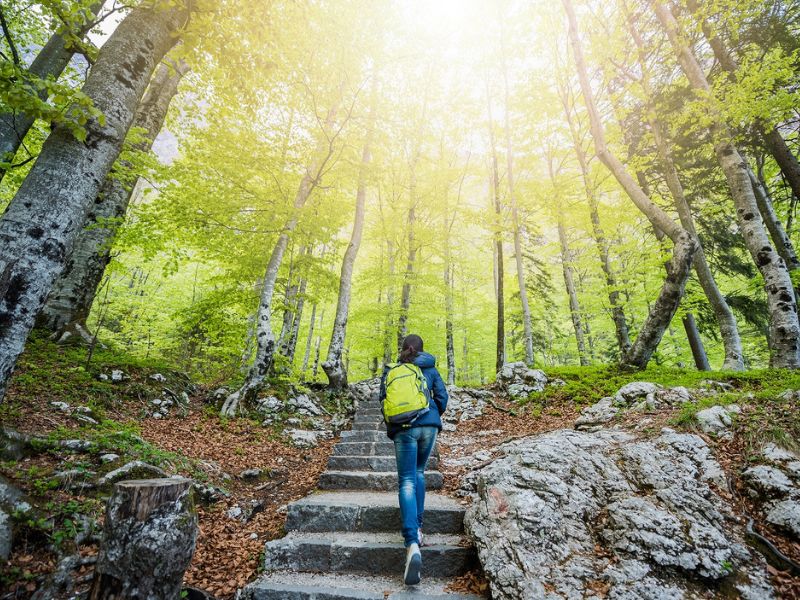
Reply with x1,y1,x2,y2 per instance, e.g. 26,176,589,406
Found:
654,2,800,369
557,80,631,357
383,239,396,364
486,91,506,373
625,14,744,371
0,2,103,182
284,275,307,363
763,128,800,203
682,313,711,371
301,302,317,378
500,45,534,366
0,4,189,402
221,104,341,415
38,60,188,342
323,81,376,389
88,478,196,600
563,0,697,370
396,191,417,352
750,166,800,273
557,215,589,366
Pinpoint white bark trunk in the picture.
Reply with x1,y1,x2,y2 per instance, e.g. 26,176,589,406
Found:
562,0,697,370
301,302,317,378
486,91,506,373
653,2,800,369
0,4,188,401
222,105,341,414
38,60,187,338
323,83,376,389
557,216,589,366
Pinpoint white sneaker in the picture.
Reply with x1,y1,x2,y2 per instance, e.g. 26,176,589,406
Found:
418,528,425,547
403,542,422,585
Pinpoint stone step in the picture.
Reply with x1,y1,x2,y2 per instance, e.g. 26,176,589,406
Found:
340,430,387,442
352,414,384,424
263,532,477,578
333,442,396,456
327,455,439,472
244,571,483,600
285,491,463,534
356,407,383,415
351,421,386,431
319,470,444,491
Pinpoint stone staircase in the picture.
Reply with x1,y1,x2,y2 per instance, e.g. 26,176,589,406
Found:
244,403,483,600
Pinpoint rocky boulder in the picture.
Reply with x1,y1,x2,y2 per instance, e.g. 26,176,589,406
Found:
348,377,381,406
743,443,800,541
441,386,493,431
575,382,695,431
495,362,547,399
464,428,772,599
695,404,741,439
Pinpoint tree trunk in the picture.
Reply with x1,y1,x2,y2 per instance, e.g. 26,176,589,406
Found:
312,310,324,380
750,166,800,273
285,276,307,364
0,4,188,402
500,48,534,366
486,91,506,373
277,244,299,351
88,478,196,600
563,0,697,370
301,302,317,378
0,2,103,181
625,15,744,370
221,104,340,415
654,2,800,369
396,198,417,352
557,215,589,366
323,81,376,389
444,262,456,385
383,239,396,364
557,81,631,356
682,313,711,371
37,60,188,342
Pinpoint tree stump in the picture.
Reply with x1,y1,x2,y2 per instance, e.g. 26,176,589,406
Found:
89,478,197,600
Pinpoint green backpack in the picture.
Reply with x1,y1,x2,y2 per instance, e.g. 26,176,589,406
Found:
382,362,430,425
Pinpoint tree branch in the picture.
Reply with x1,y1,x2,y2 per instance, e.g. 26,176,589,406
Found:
0,7,20,65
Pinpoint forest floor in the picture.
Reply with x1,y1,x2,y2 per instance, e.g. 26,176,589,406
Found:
1,337,799,598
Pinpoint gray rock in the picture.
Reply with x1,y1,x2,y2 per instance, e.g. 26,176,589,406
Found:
287,429,329,448
150,373,167,382
227,505,243,519
615,381,661,403
240,468,263,479
695,404,741,439
100,453,120,464
656,386,693,405
444,387,488,423
496,362,547,398
0,508,10,560
257,396,283,413
464,428,772,600
110,369,125,382
60,439,93,451
286,417,303,426
742,465,795,499
289,393,324,416
97,461,167,487
348,377,381,405
194,483,227,504
762,443,797,464
98,373,109,381
765,499,800,538
50,401,71,412
575,397,618,430
152,399,162,406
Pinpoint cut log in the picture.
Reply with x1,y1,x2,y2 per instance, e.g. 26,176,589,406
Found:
89,478,197,600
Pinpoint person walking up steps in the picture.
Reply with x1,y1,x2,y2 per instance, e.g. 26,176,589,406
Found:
379,334,448,586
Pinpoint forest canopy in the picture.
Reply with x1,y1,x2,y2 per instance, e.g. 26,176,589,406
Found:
1,0,799,407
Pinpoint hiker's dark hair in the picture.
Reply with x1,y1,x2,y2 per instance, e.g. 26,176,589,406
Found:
399,334,424,363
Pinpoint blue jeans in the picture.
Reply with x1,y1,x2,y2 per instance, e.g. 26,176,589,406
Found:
393,426,438,547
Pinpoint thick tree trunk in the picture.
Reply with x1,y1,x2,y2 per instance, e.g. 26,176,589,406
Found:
625,17,745,370
221,106,340,415
557,216,589,366
501,54,534,366
284,276,307,363
323,84,375,389
0,4,188,402
88,478,196,600
682,313,711,371
0,2,103,181
486,92,506,373
763,128,800,202
563,0,697,370
38,60,188,341
277,244,299,351
654,3,800,369
558,83,631,356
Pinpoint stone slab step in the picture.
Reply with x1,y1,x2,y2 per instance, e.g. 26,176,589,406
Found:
263,532,476,578
340,430,387,442
327,455,439,472
351,421,386,431
333,442,397,456
285,491,463,534
356,407,383,415
319,470,444,491
244,571,483,600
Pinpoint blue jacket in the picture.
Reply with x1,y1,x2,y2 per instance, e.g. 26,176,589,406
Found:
379,352,448,439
